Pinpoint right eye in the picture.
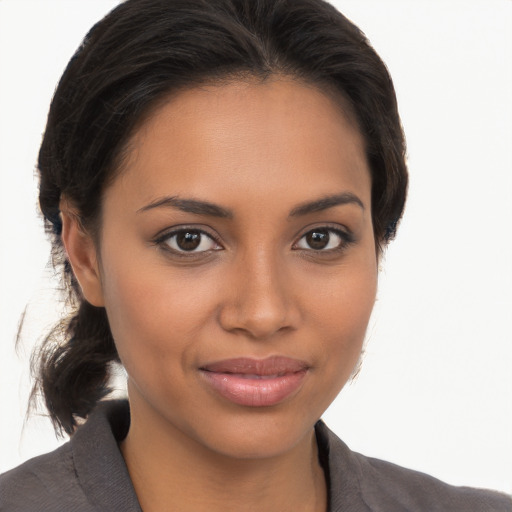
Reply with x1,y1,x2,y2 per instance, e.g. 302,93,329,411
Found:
159,228,221,254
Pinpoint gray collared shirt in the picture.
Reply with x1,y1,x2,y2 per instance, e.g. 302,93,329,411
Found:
1,400,511,511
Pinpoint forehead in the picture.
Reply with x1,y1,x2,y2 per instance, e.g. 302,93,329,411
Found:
110,78,371,211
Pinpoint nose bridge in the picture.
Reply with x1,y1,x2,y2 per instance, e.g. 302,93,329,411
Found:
219,245,296,339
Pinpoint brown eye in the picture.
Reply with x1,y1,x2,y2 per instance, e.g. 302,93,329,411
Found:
294,227,351,252
164,229,220,253
176,231,201,251
305,229,330,250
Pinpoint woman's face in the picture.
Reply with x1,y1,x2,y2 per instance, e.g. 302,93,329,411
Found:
93,78,377,458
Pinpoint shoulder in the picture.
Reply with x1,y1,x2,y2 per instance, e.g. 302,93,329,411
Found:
0,442,93,511
0,400,140,512
316,421,512,512
354,452,512,512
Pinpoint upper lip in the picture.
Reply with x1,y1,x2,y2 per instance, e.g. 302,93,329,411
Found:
200,356,309,376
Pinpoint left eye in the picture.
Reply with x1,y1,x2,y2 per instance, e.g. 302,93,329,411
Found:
294,228,348,251
163,229,220,253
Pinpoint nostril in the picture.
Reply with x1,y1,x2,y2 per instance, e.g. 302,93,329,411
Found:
218,296,296,339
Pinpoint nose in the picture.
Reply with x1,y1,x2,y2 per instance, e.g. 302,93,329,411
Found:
218,250,299,340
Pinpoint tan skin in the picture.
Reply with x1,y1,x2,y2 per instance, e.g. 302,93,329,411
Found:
61,78,377,512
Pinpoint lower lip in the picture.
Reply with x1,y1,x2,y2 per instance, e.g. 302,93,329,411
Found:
200,370,308,407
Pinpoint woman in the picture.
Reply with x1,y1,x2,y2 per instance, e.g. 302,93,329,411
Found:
0,0,510,510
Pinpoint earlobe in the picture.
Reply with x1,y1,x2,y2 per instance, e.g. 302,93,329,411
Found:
60,204,105,307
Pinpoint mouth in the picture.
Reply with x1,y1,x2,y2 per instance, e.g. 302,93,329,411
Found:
199,356,309,407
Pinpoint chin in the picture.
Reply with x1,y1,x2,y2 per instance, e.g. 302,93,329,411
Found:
195,411,317,460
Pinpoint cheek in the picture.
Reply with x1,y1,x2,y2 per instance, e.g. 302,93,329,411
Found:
305,257,377,386
305,244,377,331
99,251,216,377
322,284,375,361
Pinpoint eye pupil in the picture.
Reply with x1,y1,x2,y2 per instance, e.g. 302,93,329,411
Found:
306,229,329,250
176,231,201,251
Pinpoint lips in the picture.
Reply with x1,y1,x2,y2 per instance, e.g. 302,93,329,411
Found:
199,356,309,407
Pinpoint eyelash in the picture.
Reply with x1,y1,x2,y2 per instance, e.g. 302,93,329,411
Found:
153,225,355,258
293,226,355,254
153,227,222,258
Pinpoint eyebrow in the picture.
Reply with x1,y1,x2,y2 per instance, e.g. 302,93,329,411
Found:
137,192,364,218
289,192,365,217
137,196,233,218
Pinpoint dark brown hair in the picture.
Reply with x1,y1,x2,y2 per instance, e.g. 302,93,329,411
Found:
34,0,408,434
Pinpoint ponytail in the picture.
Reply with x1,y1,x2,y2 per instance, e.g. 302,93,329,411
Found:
33,300,118,435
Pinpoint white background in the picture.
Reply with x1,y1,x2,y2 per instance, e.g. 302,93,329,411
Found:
0,0,511,494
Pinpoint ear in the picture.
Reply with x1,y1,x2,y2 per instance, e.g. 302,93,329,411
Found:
60,202,105,307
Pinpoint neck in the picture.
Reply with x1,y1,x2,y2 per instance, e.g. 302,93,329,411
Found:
120,394,327,512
